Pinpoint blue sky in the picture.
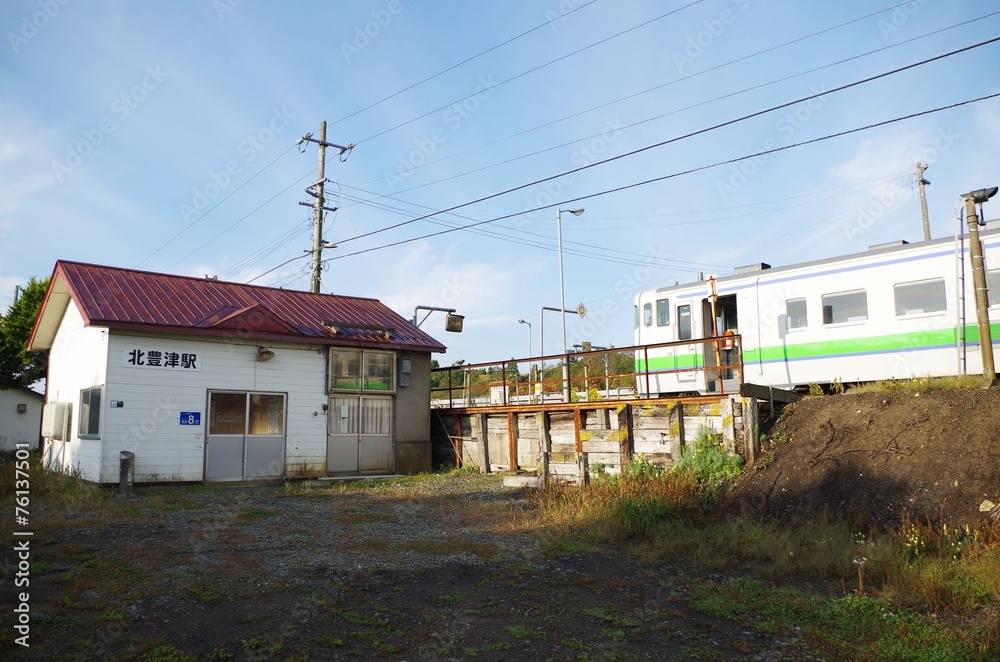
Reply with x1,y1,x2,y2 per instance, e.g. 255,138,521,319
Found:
2,0,999,365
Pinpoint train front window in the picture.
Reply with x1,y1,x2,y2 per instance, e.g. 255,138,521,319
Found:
786,298,807,330
643,303,653,327
894,279,945,316
677,304,692,340
822,290,867,325
656,298,670,326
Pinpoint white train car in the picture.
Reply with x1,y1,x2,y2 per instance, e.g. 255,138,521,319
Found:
634,225,1000,395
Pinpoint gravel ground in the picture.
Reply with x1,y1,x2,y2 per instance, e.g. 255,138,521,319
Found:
13,471,819,661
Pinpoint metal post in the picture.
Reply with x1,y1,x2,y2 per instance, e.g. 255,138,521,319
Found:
310,122,327,293
964,194,996,386
917,162,931,241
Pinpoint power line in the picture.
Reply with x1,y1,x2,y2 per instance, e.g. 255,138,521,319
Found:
354,1,704,146
324,91,1000,263
332,37,1000,249
356,11,999,197
135,144,297,268
334,0,601,126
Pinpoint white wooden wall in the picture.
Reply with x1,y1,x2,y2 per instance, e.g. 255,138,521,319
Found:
44,301,109,480
101,331,328,483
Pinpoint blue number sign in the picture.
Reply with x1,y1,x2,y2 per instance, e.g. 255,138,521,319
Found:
179,412,201,426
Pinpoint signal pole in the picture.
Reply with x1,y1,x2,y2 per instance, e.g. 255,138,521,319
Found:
916,162,931,241
297,121,354,293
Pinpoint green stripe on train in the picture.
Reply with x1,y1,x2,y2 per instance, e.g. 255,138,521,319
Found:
635,323,999,372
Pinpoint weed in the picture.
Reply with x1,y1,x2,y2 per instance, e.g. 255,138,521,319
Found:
243,638,266,650
433,593,462,606
507,625,536,639
585,605,639,627
141,646,197,662
205,649,234,661
673,424,745,493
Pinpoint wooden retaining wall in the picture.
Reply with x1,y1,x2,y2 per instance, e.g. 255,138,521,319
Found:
431,396,759,483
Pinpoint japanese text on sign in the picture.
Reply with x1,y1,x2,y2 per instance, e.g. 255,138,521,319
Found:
122,347,201,371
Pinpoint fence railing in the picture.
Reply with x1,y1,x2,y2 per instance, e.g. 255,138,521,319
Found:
431,336,743,408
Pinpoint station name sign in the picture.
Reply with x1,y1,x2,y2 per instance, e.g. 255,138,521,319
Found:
122,346,201,371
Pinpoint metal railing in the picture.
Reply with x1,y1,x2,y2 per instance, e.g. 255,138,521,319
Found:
431,336,743,409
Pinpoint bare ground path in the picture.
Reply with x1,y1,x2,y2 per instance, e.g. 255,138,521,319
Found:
7,473,815,661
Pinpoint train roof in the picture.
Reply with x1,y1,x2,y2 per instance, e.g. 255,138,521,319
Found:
648,222,1000,297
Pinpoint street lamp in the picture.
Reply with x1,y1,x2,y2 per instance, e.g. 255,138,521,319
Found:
540,305,587,402
517,319,532,358
557,207,584,356
518,318,532,402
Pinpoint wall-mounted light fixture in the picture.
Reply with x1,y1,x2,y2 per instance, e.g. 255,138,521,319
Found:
257,347,275,362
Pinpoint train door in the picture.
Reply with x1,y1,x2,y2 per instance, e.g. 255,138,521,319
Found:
700,295,739,392
675,302,698,383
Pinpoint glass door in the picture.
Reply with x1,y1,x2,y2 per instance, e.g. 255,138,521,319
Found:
206,391,285,482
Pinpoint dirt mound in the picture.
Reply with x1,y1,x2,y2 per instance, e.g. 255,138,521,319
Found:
728,387,1000,528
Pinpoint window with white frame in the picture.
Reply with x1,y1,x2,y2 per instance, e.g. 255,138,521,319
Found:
643,302,653,327
822,290,868,325
79,386,103,438
330,348,395,392
894,278,946,316
786,298,807,330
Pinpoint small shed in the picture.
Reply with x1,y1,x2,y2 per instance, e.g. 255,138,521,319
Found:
0,386,44,451
27,261,446,484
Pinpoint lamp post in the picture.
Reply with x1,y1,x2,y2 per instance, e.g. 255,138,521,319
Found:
557,208,584,355
541,305,587,402
517,319,532,358
518,319,532,402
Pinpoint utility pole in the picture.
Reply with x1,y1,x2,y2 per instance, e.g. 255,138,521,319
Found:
296,121,354,293
916,162,931,241
963,186,998,387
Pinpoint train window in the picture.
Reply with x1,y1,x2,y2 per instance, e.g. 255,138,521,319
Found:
821,290,867,325
894,279,946,316
643,303,653,327
988,270,1000,307
656,298,670,326
678,304,692,340
786,298,807,330
634,305,639,329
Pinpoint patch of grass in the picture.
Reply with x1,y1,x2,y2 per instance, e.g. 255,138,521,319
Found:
140,646,197,662
849,374,983,394
33,612,85,629
237,508,280,520
314,635,346,647
506,625,537,639
433,593,462,606
691,576,986,660
585,605,639,628
205,649,234,661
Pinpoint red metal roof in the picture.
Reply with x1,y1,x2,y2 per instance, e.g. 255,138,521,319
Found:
29,261,447,353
